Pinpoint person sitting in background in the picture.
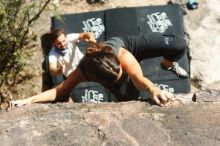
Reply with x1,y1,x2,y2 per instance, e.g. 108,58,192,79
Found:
48,28,96,78
46,28,96,102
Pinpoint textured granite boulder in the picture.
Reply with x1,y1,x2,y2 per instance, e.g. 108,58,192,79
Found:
0,90,220,146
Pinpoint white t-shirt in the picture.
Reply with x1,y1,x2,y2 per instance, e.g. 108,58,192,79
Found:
48,33,84,77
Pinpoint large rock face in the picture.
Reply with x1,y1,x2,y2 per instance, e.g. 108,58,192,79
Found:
1,90,220,146
184,0,220,89
1,0,220,145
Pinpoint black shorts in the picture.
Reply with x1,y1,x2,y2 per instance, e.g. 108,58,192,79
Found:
120,32,186,62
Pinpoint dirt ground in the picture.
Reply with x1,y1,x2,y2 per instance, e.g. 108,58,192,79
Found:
0,0,200,109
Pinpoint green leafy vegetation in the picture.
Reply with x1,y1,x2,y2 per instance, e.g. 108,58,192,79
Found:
0,0,52,86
